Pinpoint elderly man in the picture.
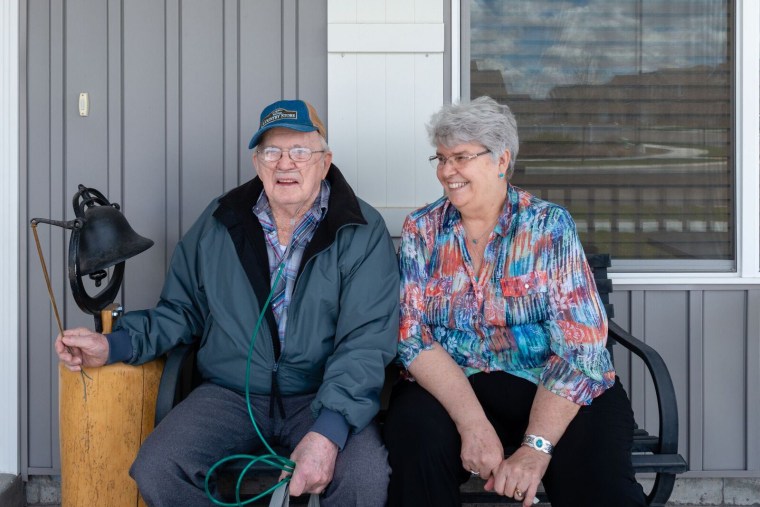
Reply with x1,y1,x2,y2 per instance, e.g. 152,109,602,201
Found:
55,99,399,506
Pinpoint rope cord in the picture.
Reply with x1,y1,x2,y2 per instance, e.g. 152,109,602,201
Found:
205,262,295,506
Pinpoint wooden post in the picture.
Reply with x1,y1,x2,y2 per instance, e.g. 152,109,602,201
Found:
59,304,164,507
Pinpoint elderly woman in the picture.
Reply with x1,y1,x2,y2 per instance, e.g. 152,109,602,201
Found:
383,97,646,507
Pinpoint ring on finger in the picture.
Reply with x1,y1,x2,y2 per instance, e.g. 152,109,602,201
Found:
469,469,480,477
514,488,524,499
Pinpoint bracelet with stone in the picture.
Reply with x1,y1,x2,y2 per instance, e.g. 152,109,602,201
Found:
521,434,554,455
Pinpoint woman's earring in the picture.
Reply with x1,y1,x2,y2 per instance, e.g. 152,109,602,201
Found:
498,173,505,179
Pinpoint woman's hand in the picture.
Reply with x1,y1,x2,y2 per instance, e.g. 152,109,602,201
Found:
481,386,579,505
458,419,503,479
408,343,505,478
485,446,550,506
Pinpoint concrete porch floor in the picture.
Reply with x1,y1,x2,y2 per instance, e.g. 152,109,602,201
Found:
14,475,760,506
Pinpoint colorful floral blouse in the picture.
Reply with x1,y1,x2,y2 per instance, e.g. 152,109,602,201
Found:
398,185,615,405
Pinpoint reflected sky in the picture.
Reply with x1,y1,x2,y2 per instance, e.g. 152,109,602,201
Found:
471,0,728,99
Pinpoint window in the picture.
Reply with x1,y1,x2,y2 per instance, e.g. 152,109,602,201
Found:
466,0,733,270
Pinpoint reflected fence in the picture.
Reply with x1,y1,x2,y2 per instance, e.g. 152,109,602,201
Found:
512,162,733,260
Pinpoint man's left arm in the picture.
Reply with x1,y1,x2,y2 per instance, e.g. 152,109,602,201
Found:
312,214,400,437
287,213,400,494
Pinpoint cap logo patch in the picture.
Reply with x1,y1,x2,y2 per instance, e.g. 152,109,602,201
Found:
261,108,298,128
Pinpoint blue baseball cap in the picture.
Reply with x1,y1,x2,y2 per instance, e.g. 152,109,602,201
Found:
248,99,327,149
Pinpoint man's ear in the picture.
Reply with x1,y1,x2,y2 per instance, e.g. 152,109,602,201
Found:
322,151,333,175
251,152,260,174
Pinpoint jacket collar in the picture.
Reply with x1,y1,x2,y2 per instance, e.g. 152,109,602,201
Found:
214,163,367,283
217,163,367,234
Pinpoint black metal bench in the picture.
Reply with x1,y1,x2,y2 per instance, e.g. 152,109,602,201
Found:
587,254,687,506
154,253,687,506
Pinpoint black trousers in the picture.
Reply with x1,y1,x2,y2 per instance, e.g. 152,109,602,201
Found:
383,372,646,507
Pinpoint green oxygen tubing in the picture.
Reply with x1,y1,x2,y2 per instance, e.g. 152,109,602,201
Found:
204,262,295,506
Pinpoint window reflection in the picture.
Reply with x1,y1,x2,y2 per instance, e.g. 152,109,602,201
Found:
469,0,733,263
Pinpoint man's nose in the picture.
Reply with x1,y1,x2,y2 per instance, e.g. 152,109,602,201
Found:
276,152,298,170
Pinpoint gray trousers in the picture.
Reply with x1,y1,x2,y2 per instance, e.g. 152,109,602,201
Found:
131,382,390,507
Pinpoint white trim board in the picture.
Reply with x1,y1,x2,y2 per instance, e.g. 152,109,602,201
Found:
328,24,444,53
737,0,760,279
0,0,20,475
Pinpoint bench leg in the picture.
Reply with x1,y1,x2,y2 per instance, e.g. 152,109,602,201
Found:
646,473,676,507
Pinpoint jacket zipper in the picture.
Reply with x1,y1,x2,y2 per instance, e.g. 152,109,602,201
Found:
269,361,286,418
268,223,355,419
268,262,286,419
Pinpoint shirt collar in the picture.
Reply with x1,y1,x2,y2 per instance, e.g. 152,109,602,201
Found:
441,184,517,238
253,179,331,225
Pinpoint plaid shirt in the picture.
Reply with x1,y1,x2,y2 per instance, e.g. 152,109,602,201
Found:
398,184,615,405
253,180,330,347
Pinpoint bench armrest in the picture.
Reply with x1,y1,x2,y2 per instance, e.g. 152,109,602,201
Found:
154,343,195,426
608,320,679,456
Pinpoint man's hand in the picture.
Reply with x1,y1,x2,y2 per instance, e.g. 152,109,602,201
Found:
55,327,110,371
283,431,339,497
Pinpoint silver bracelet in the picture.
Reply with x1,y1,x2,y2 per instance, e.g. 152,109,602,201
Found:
522,434,554,455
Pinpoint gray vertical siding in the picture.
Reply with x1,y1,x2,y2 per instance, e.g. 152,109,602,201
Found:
610,287,760,477
747,290,760,471
121,0,168,308
644,291,690,467
22,0,327,475
25,0,60,474
702,291,747,470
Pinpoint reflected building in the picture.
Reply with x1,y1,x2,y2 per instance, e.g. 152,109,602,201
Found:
469,60,732,261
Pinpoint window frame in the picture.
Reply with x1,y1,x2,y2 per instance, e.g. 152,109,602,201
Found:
455,0,760,283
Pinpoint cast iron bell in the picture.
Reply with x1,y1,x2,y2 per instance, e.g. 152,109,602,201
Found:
73,191,154,276
67,185,153,319
31,184,154,329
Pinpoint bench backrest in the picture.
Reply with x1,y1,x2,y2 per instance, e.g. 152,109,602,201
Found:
586,253,613,318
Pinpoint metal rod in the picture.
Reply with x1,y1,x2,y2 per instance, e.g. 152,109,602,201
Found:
30,222,65,335
30,221,92,398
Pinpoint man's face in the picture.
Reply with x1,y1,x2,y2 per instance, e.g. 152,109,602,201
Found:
252,128,332,214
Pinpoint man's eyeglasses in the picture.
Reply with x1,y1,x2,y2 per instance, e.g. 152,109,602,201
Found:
257,146,326,164
428,149,491,169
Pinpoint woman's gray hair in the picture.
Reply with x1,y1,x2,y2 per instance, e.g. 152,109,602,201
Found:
427,96,519,178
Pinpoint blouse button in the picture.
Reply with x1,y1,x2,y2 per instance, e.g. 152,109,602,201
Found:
524,283,530,289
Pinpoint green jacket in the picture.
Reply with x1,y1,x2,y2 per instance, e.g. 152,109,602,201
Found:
110,165,399,435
